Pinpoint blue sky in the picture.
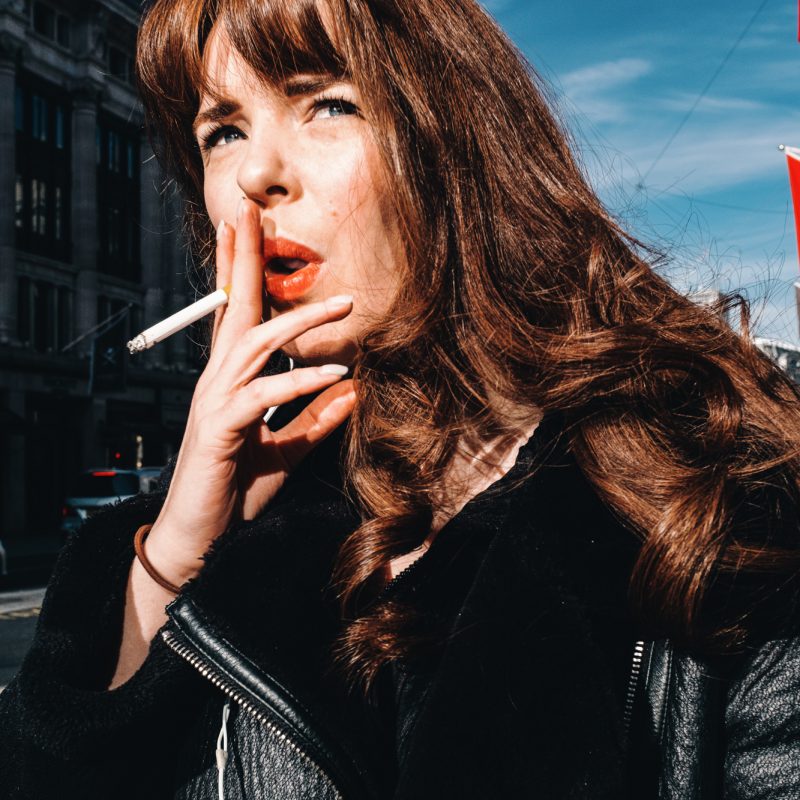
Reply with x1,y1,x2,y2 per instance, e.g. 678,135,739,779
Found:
483,0,800,344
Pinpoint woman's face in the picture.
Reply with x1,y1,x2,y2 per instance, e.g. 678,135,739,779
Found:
196,31,403,366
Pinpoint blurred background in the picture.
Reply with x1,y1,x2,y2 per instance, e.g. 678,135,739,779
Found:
0,0,200,584
0,0,797,582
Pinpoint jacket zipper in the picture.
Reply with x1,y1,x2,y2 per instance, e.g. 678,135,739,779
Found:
161,628,344,800
622,640,646,739
377,551,429,602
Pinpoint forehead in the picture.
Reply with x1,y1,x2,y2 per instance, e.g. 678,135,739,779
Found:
199,27,267,106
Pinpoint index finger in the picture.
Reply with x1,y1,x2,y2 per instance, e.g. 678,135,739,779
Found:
210,218,234,353
213,198,273,355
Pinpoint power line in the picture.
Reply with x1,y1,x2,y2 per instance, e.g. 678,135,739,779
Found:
640,0,771,186
657,193,788,215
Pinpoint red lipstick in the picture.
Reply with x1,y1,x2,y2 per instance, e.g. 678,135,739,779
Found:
264,237,323,302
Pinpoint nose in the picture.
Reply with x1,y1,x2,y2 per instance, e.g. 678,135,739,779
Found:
235,129,300,208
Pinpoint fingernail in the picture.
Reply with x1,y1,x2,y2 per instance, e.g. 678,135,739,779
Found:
216,219,226,239
237,197,246,221
319,364,349,376
327,294,354,309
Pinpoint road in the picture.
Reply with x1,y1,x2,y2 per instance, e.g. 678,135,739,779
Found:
0,587,45,691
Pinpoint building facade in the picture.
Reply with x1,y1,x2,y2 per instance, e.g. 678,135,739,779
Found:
0,0,197,538
753,337,800,386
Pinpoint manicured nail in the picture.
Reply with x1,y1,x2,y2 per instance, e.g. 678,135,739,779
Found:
327,295,353,309
319,364,349,376
216,219,226,239
237,197,246,221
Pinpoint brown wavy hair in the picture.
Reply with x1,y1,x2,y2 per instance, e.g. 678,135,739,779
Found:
137,0,800,690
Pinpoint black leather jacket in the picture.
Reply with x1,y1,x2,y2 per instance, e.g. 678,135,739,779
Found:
630,638,800,799
157,596,800,800
2,424,799,799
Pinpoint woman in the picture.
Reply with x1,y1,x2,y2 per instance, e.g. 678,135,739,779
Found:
2,0,800,797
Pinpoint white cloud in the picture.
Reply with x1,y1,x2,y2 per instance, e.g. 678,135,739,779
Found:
657,93,767,113
561,58,652,94
555,58,654,124
607,114,800,195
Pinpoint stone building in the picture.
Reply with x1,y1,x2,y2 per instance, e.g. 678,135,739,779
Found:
0,0,196,538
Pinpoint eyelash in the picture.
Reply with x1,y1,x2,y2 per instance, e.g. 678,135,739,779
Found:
312,93,359,118
199,94,359,152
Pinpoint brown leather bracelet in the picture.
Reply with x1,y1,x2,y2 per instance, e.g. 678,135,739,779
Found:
133,524,182,595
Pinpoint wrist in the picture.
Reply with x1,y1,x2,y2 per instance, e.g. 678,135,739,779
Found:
138,521,205,589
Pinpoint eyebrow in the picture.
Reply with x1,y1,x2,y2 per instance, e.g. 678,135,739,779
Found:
193,75,345,134
192,99,241,135
283,75,341,97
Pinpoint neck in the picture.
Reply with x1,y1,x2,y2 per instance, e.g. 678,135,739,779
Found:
386,413,542,580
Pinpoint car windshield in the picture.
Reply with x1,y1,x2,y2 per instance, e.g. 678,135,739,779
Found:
69,473,140,497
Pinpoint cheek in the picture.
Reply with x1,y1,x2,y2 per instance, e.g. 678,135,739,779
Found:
301,138,376,218
324,158,394,254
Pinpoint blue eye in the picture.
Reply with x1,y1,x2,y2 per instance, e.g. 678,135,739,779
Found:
200,125,243,151
313,97,359,119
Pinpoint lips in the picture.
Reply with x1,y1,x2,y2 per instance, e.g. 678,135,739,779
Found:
263,237,323,302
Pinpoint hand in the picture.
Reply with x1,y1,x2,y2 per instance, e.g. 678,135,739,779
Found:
146,198,356,585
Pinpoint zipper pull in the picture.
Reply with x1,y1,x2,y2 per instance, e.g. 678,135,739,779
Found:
216,701,231,799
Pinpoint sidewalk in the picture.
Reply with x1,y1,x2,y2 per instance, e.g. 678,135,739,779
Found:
0,587,46,614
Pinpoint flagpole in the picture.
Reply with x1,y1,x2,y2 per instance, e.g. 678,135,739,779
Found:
61,305,132,354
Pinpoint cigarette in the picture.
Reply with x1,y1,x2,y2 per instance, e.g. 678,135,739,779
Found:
127,285,232,354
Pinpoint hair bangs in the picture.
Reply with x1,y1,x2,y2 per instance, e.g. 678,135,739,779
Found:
217,0,346,89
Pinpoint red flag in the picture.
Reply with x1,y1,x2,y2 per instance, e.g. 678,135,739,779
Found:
785,146,800,268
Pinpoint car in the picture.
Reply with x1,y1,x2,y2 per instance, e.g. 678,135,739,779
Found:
135,466,166,494
60,469,142,535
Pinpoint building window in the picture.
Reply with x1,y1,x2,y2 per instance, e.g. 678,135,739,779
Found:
17,277,30,345
107,206,120,255
56,14,70,48
15,176,23,229
17,278,74,353
31,178,46,235
32,2,55,38
97,117,141,281
126,141,136,179
31,95,47,142
15,73,71,260
57,286,73,348
55,105,64,149
33,280,53,352
32,2,70,49
108,46,133,84
54,185,62,240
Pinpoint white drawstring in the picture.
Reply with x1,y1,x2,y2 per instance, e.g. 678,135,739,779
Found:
262,357,294,425
216,701,231,800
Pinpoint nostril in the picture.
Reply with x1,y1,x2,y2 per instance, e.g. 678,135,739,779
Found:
265,185,288,197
